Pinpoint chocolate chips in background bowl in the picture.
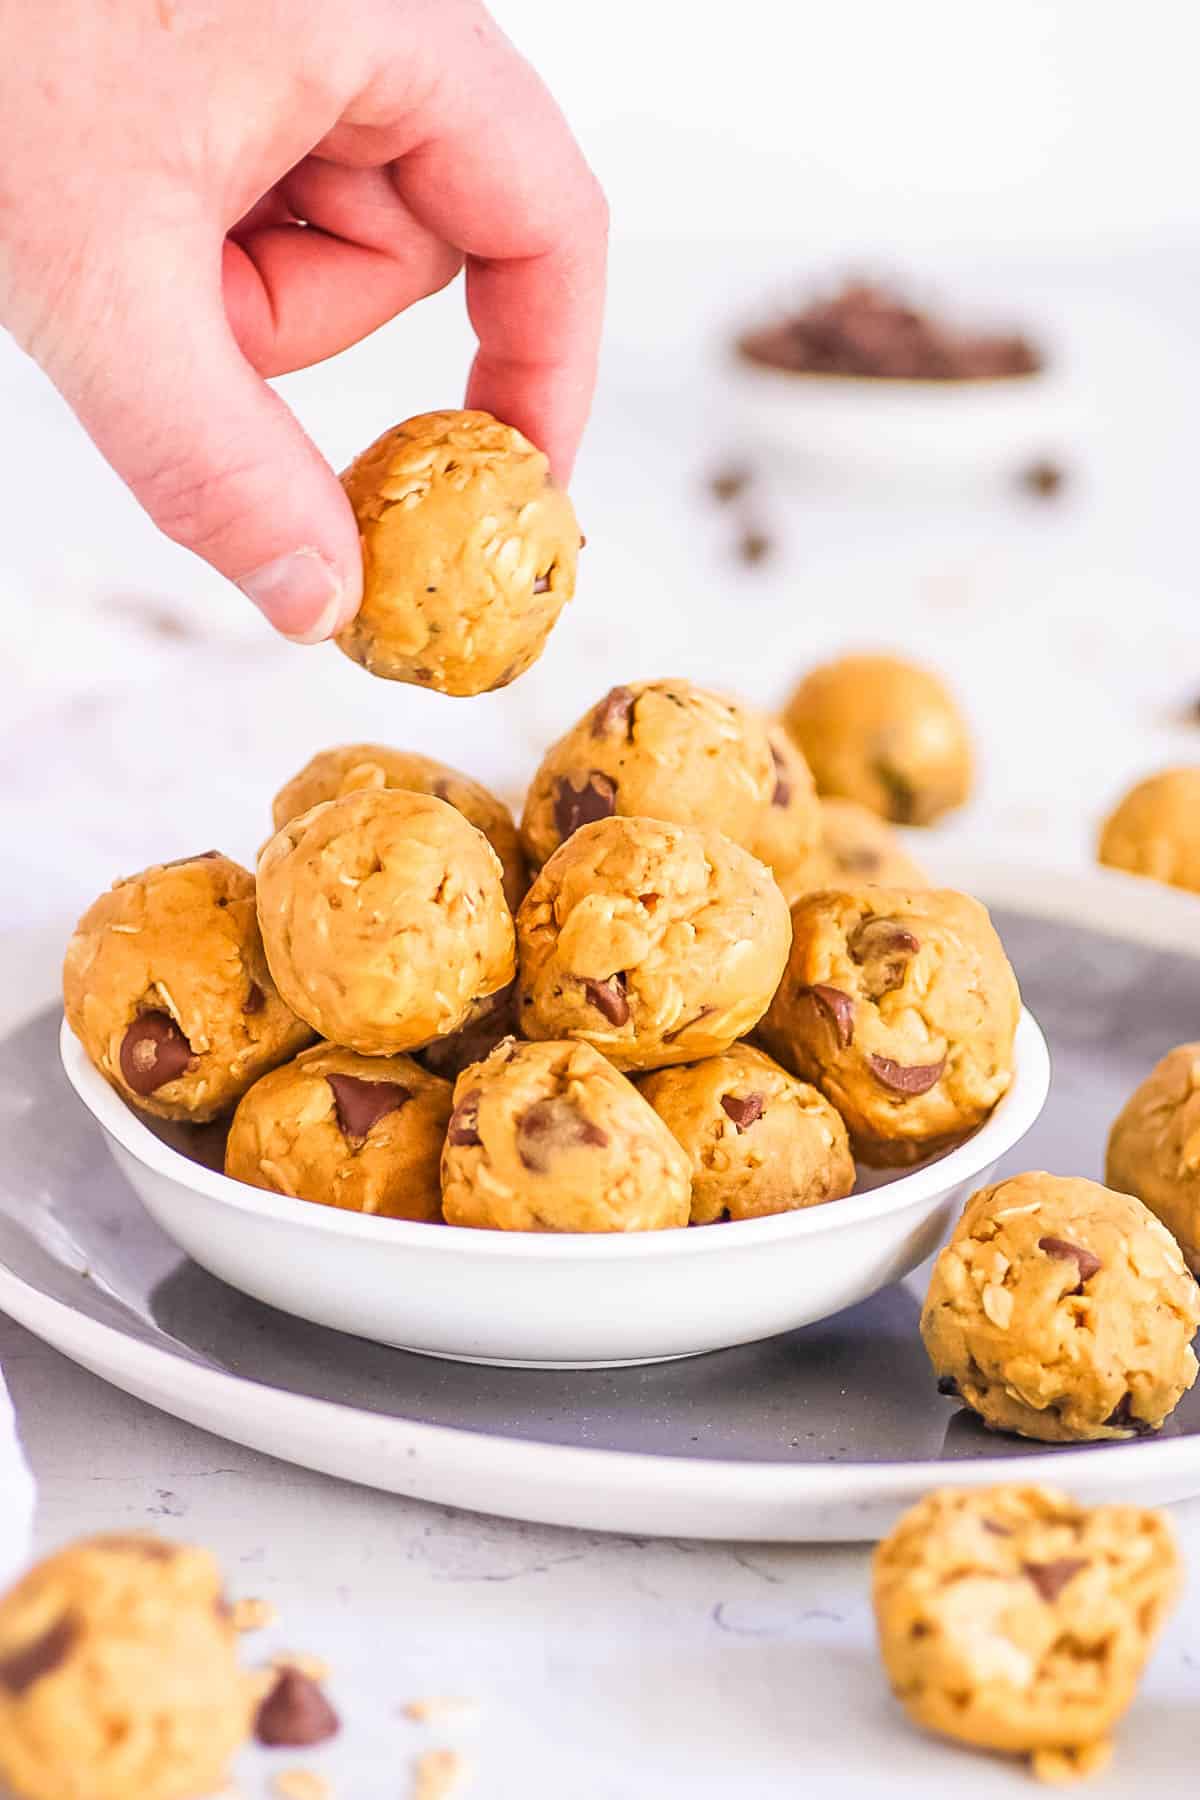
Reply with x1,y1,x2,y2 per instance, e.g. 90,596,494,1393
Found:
731,273,1076,482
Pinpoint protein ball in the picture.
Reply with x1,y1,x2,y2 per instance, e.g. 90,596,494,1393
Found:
1098,767,1200,893
1107,1042,1200,1272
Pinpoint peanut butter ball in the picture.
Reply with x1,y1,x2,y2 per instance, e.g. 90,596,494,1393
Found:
922,1174,1200,1441
62,854,313,1123
335,410,580,695
1098,767,1200,892
270,742,527,913
638,1043,854,1223
440,1037,691,1232
257,789,515,1056
517,815,792,1071
783,653,973,825
758,886,1019,1164
225,1043,451,1221
1107,1042,1200,1272
520,679,776,868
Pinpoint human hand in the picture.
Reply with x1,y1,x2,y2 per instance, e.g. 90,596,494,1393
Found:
0,0,607,640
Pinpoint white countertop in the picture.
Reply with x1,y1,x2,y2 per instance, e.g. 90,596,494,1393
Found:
3,238,1200,1795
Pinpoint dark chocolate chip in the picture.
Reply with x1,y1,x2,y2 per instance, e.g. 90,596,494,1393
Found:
872,761,916,824
579,532,587,548
255,1667,340,1748
1038,1235,1102,1291
769,741,791,808
849,917,921,962
446,1089,483,1148
709,464,751,505
591,685,636,741
662,1005,714,1044
936,1375,960,1398
721,1091,765,1132
738,527,771,565
119,1011,196,1096
0,1617,76,1694
868,1053,945,1096
797,984,855,1049
1104,1393,1155,1436
1020,458,1065,499
516,1097,608,1173
243,982,266,1015
1023,1558,1087,1604
553,772,617,843
584,973,630,1027
418,986,516,1083
326,1074,412,1141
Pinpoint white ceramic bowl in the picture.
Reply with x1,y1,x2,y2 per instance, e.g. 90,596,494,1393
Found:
60,1012,1049,1369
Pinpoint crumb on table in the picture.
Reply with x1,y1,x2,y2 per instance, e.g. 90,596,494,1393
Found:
412,1748,473,1799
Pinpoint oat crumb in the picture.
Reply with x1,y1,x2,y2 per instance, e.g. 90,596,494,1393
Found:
412,1748,473,1799
231,1595,277,1633
272,1772,332,1800
272,1649,332,1682
1031,1740,1112,1786
403,1696,481,1727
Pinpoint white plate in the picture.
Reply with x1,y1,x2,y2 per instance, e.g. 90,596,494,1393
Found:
2,866,1200,1541
58,1011,1047,1369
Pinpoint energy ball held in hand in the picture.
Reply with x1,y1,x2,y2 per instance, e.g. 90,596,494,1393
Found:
62,853,313,1122
783,653,972,826
257,788,515,1056
336,410,580,696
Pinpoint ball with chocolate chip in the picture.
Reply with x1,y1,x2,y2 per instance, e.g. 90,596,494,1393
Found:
0,1533,255,1800
440,1037,691,1232
1107,1042,1200,1274
817,797,928,888
922,1173,1200,1442
225,1043,452,1220
257,788,515,1056
758,885,1018,1164
62,854,313,1123
335,410,580,696
637,1043,854,1224
270,743,527,912
517,815,792,1072
749,724,823,902
520,679,777,868
1098,767,1200,893
782,653,973,825
873,1484,1180,1777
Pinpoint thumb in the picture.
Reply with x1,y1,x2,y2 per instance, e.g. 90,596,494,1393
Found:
52,244,362,642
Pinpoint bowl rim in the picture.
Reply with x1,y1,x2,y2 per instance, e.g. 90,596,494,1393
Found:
59,1009,1050,1260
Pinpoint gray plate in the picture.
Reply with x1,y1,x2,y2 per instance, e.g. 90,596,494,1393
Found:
2,904,1200,1538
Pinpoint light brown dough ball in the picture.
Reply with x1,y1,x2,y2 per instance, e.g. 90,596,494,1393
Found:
783,653,972,825
440,1037,691,1232
516,815,792,1071
225,1043,451,1221
638,1043,854,1224
335,410,579,695
873,1486,1180,1774
749,725,823,900
1107,1042,1200,1272
922,1173,1200,1441
758,885,1018,1164
62,854,313,1123
520,679,776,868
257,789,515,1056
768,797,930,907
270,743,527,913
0,1534,255,1800
1098,768,1200,892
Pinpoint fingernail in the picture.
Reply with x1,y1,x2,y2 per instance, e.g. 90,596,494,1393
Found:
237,548,350,644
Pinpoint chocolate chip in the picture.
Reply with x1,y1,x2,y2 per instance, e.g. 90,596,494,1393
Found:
584,973,629,1026
1023,1558,1087,1604
1038,1235,1102,1291
446,1089,483,1148
872,761,916,824
738,527,771,565
255,1667,340,1748
326,1074,411,1141
553,772,617,843
591,685,636,740
533,567,555,594
119,1011,196,1096
1020,458,1065,498
418,985,516,1083
797,984,855,1048
1104,1393,1154,1436
662,1005,714,1044
0,1617,76,1694
936,1375,960,1397
709,464,751,504
243,982,266,1015
849,918,920,962
769,741,791,808
516,1097,608,1173
721,1092,765,1132
579,532,587,549
868,1053,945,1096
